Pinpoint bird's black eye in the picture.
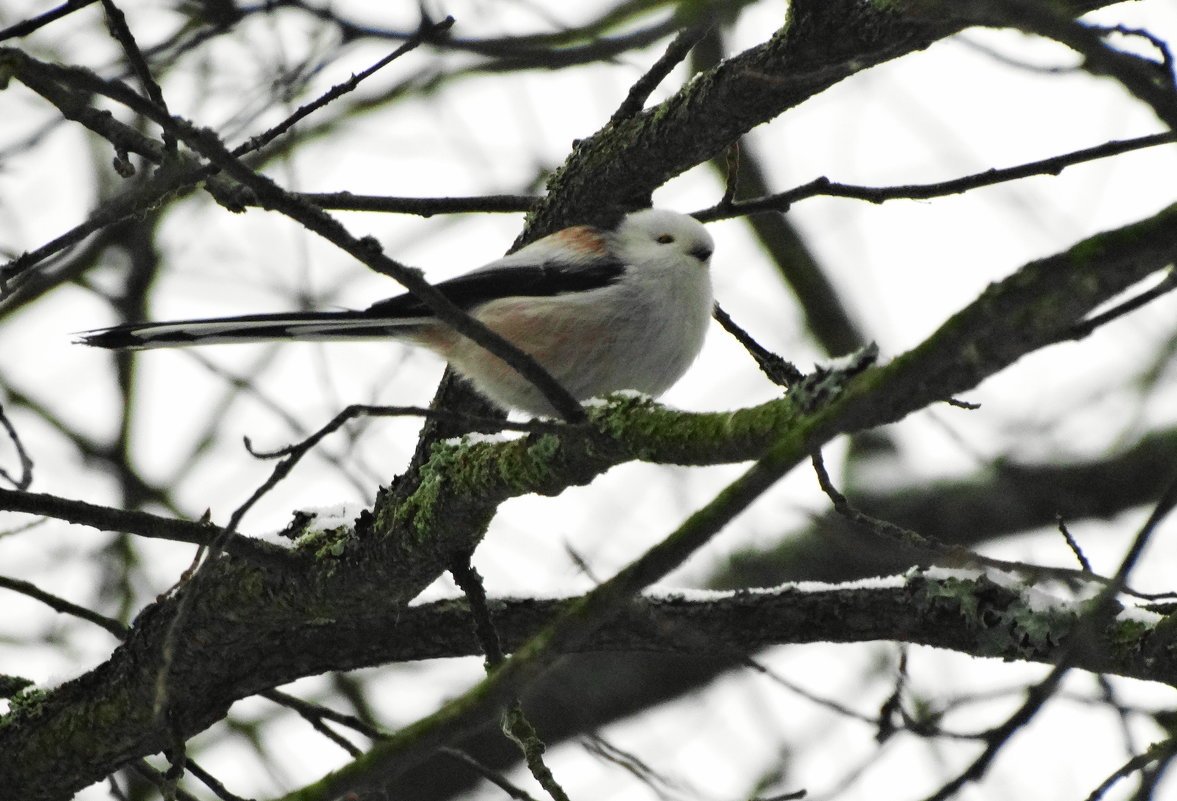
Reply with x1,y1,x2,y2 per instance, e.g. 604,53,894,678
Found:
656,234,675,244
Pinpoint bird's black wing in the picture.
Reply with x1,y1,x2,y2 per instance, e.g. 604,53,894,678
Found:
365,259,627,317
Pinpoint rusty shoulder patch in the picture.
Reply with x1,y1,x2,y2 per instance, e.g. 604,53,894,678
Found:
548,225,608,256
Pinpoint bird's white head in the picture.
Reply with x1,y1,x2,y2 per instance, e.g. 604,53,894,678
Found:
614,209,714,267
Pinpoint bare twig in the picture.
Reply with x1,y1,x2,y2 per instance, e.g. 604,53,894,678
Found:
712,302,803,388
1083,739,1177,801
183,759,253,801
264,683,550,799
290,192,537,216
0,0,97,42
264,689,383,739
450,553,507,670
719,141,741,207
99,0,172,124
1066,268,1177,341
811,450,942,556
0,402,33,489
695,132,1177,220
0,574,128,638
0,487,287,563
236,16,455,157
609,19,714,125
1056,515,1094,573
808,451,1158,593
260,690,366,757
581,735,684,797
439,748,543,801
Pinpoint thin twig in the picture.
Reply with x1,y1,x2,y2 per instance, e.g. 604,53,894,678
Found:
184,759,255,801
0,487,288,563
712,302,803,388
0,574,128,638
439,748,544,801
266,0,680,66
259,691,365,757
0,402,34,489
609,19,713,126
809,451,1159,594
263,689,384,740
811,451,941,556
0,0,98,42
289,192,537,216
1056,515,1093,573
236,16,454,157
450,552,507,669
1083,739,1177,801
500,703,571,801
1067,268,1177,341
744,656,878,725
98,0,173,131
876,649,908,742
581,734,683,796
264,683,553,799
695,132,1177,220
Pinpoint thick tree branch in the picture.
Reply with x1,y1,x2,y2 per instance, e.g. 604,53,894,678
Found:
382,421,1177,801
251,571,1175,685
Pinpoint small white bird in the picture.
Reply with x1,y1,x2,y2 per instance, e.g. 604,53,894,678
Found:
79,208,716,416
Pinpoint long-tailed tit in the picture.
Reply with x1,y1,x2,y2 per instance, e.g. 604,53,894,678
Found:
79,208,715,416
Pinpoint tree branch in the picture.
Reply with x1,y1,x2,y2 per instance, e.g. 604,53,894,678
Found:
0,487,291,564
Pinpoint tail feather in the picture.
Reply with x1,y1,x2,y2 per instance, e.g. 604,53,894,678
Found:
77,311,427,350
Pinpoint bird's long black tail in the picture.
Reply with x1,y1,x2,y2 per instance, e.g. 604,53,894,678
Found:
77,311,425,350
